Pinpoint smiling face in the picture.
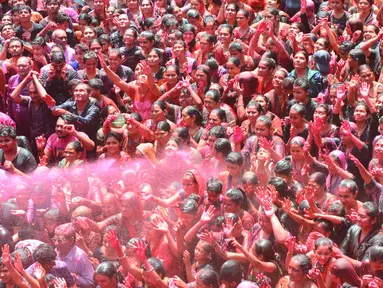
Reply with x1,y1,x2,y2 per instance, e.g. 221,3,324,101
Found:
315,245,332,266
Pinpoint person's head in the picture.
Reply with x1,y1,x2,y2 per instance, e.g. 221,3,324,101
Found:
16,56,31,78
194,240,214,264
154,120,171,145
0,23,15,40
358,0,373,13
54,115,74,138
33,244,56,272
195,269,219,288
208,108,226,127
120,192,142,219
369,246,383,275
241,171,258,196
207,126,226,148
179,198,198,227
186,9,201,28
147,48,162,68
164,137,182,156
104,132,122,155
83,26,96,45
204,89,221,113
293,78,310,103
83,51,98,72
182,106,202,127
1,14,13,26
138,31,155,52
52,29,68,49
73,83,91,104
223,188,244,213
330,258,361,287
274,159,293,183
289,104,306,128
308,172,327,195
206,177,223,203
225,152,244,177
53,223,76,255
151,100,167,123
63,141,84,163
245,100,263,123
8,37,23,57
213,138,232,160
88,78,103,97
164,64,179,86
123,28,138,47
218,24,233,45
354,101,371,123
0,126,17,153
44,208,63,233
74,44,88,65
226,56,241,78
94,262,118,288
358,64,374,83
182,170,200,196
338,179,358,209
289,136,306,161
258,58,276,78
288,254,312,283
313,104,331,123
195,65,211,86
348,49,366,69
293,51,309,70
314,238,333,266
254,95,270,111
357,201,379,230
253,115,271,138
0,257,12,283
101,193,119,217
254,239,274,261
220,260,242,288
172,127,190,146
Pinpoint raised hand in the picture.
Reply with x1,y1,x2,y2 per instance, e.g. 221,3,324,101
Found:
222,217,235,237
35,135,47,151
233,126,244,144
300,0,307,12
97,52,107,69
262,201,275,218
13,252,24,273
352,30,362,43
200,230,215,245
341,121,352,137
2,244,10,266
346,208,359,224
359,82,370,99
104,229,121,251
349,75,360,90
258,137,272,151
295,32,304,43
34,262,46,282
281,198,292,214
308,268,321,281
139,60,151,75
132,239,148,262
349,153,362,168
182,250,191,266
200,205,216,223
53,278,67,288
336,84,347,101
256,21,268,35
152,217,169,232
284,235,296,252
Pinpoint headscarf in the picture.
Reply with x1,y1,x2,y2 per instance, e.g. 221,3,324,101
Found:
326,150,347,195
185,169,206,200
331,258,361,287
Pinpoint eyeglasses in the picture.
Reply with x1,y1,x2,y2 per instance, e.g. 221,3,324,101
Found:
52,237,68,243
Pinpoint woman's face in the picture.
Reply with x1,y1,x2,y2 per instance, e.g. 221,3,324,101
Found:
364,25,377,41
258,212,273,233
105,136,120,155
218,27,231,44
288,258,305,283
289,109,304,128
1,16,12,25
93,0,104,10
141,0,153,14
358,67,373,83
254,121,270,138
191,0,202,11
173,43,185,57
255,96,267,111
208,110,222,127
127,0,139,10
354,104,368,122
313,107,328,122
290,143,304,161
293,53,308,69
288,23,301,36
272,70,286,88
226,61,240,78
151,104,165,122
83,28,96,43
182,109,194,127
375,95,383,112
155,128,170,144
195,69,208,83
85,58,97,72
135,66,148,84
165,67,178,84
338,186,356,209
358,0,371,13
183,31,195,44
314,38,327,52
204,96,219,112
374,139,383,159
182,174,197,195
225,4,237,20
266,0,278,8
90,42,102,54
64,144,81,163
199,38,213,53
123,30,136,46
164,139,179,155
236,10,248,27
147,50,160,66
357,206,374,229
204,21,216,36
246,105,260,122
315,245,332,266
194,241,208,262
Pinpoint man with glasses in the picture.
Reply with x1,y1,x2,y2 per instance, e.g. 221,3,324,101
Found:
53,223,94,287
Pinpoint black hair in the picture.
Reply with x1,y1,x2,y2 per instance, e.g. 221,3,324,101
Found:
225,152,244,166
227,56,240,67
256,115,272,129
369,246,383,263
95,262,118,279
78,13,92,24
254,239,275,262
33,244,57,265
104,132,123,143
315,218,334,234
225,188,244,205
51,51,65,64
88,78,103,90
220,260,242,285
314,237,333,250
180,199,198,214
198,269,219,288
309,172,327,188
184,106,203,126
156,121,171,132
291,254,312,274
349,49,366,65
290,103,306,117
268,177,291,199
0,126,17,139
210,108,226,122
140,30,155,42
274,159,292,176
54,12,70,24
294,77,310,91
327,202,346,217
339,179,358,195
208,126,227,138
207,177,223,194
67,140,84,153
31,37,46,47
173,127,190,145
214,138,232,157
205,89,221,102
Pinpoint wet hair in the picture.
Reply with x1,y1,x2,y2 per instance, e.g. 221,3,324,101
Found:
315,218,334,234
246,100,263,113
78,13,92,24
83,51,98,62
362,201,380,221
294,77,310,91
282,76,295,90
214,138,232,157
309,172,327,188
225,152,244,166
187,8,200,19
291,254,312,274
208,126,227,138
180,198,198,214
104,131,123,143
225,188,244,205
0,126,17,139
369,246,383,263
207,177,223,194
33,244,57,265
290,103,306,118
198,269,219,288
314,237,333,250
31,37,46,47
88,78,103,90
95,262,118,279
274,159,292,176
147,258,166,278
339,179,358,195
50,51,65,64
173,127,190,144
210,108,226,122
268,177,291,199
139,30,155,42
55,12,70,24
227,56,240,67
205,89,221,102
256,115,272,129
327,202,346,217
349,49,366,65
183,106,203,126
254,239,275,262
156,121,171,132
67,140,84,153
220,260,242,285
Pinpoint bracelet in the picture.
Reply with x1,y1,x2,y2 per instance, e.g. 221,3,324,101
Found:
117,253,126,260
146,267,154,273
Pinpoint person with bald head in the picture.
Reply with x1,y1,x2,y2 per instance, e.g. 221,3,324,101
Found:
50,29,75,64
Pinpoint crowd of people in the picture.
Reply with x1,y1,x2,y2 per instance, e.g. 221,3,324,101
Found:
2,0,383,287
